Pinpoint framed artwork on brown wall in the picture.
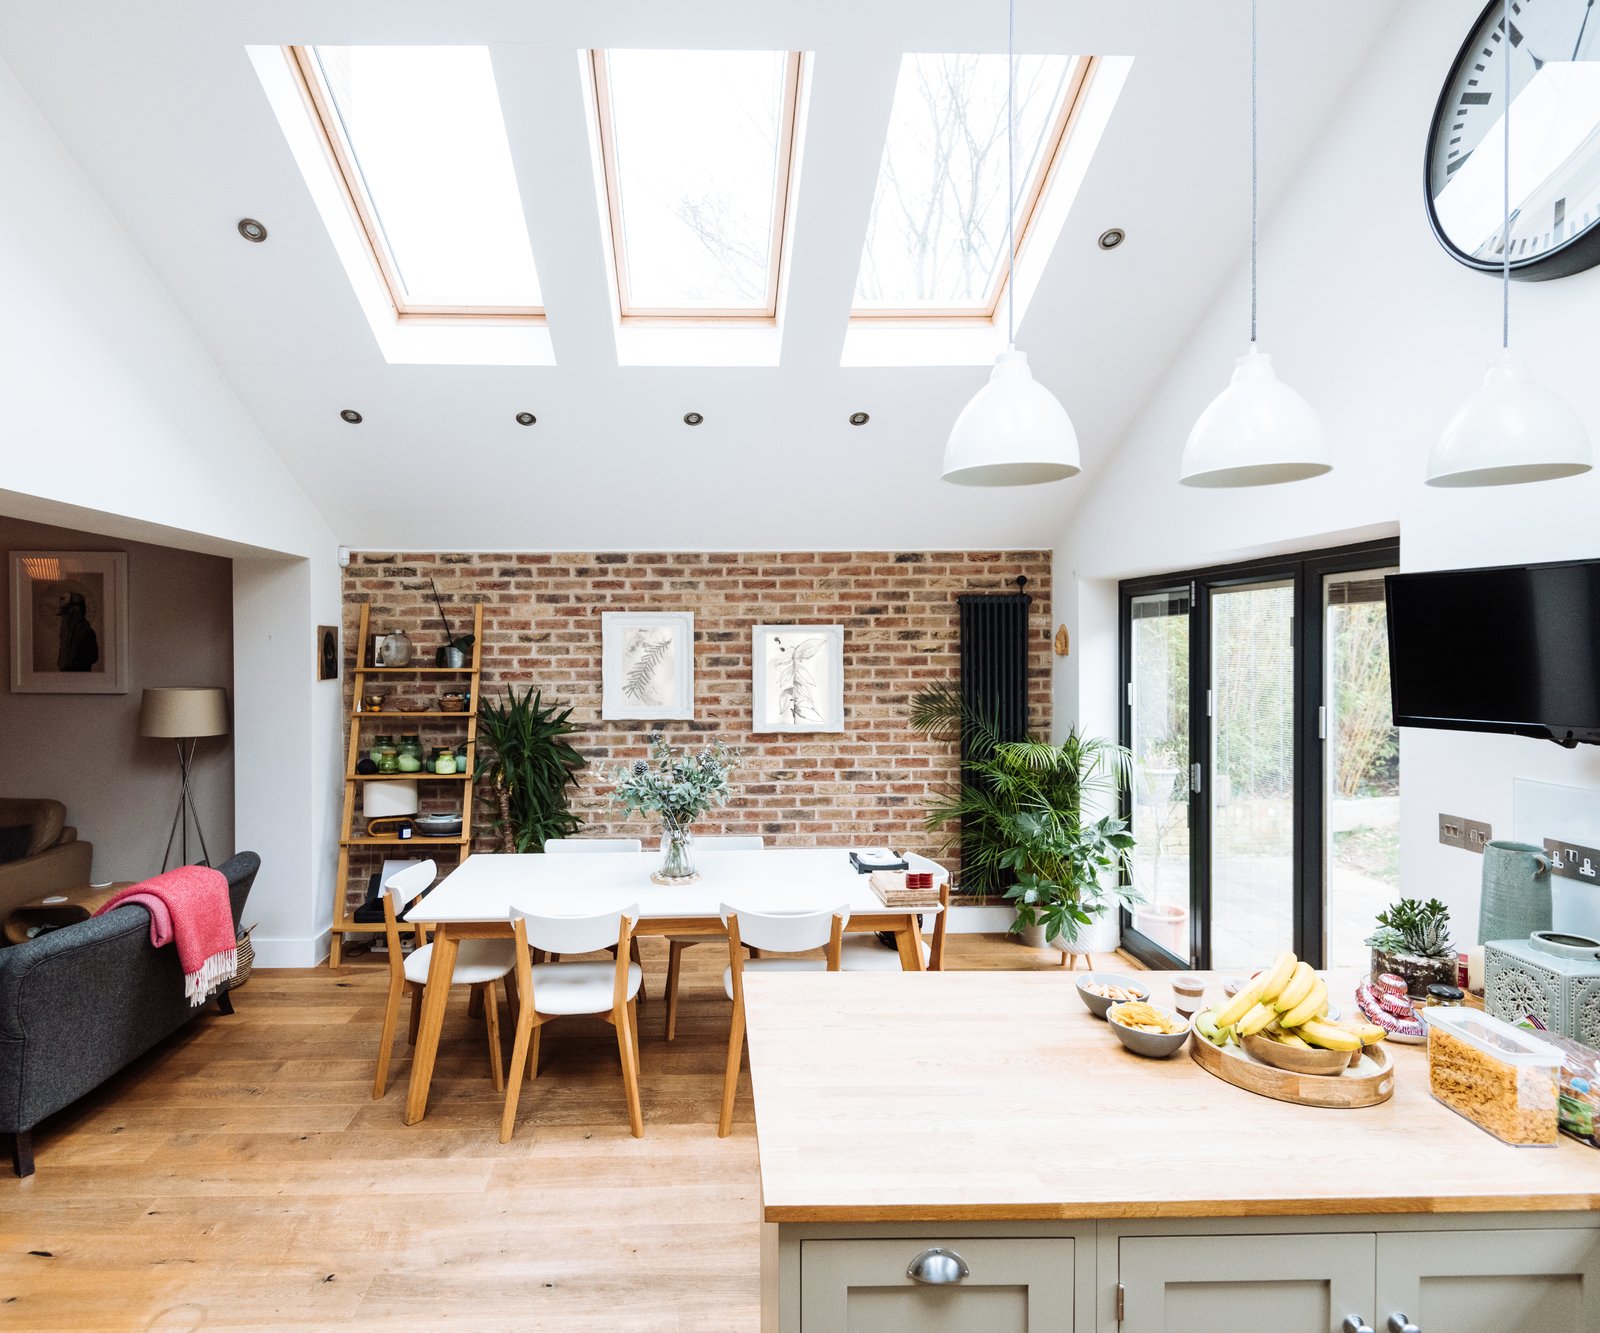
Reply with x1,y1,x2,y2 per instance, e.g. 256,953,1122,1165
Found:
751,624,844,732
602,611,694,720
9,551,129,694
317,625,339,681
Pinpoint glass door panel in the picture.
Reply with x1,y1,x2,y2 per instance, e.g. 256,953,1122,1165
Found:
1209,581,1295,970
1323,568,1401,968
1128,590,1192,962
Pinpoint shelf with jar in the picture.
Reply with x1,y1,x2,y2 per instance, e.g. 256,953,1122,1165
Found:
331,601,484,968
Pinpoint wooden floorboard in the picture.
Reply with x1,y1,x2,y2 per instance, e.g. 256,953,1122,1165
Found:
0,933,1127,1330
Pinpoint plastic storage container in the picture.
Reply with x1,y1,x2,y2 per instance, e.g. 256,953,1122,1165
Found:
1426,1007,1561,1146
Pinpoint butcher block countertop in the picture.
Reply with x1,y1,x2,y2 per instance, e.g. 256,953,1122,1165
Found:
743,970,1600,1224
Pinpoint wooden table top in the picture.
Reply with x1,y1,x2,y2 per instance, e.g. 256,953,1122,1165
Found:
744,969,1600,1224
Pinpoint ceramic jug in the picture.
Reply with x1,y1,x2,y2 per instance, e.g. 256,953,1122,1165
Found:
1478,839,1552,944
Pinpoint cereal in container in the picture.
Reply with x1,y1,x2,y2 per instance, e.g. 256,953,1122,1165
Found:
1426,1007,1561,1146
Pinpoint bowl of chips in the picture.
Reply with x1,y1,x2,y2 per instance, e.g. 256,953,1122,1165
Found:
1075,972,1151,1019
1106,1000,1192,1058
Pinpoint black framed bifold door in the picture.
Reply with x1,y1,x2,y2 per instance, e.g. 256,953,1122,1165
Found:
1119,540,1400,970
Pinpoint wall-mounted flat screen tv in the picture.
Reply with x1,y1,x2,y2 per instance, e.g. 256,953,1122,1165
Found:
1385,559,1600,747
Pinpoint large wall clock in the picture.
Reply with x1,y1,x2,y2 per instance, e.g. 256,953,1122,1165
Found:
1425,0,1600,280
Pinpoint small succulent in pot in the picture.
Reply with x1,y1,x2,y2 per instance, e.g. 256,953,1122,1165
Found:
1366,896,1457,998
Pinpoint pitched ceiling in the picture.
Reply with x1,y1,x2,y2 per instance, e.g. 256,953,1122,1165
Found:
0,0,1401,551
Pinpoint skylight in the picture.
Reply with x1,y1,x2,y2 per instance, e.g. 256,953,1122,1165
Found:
853,53,1092,319
289,45,542,318
591,49,803,319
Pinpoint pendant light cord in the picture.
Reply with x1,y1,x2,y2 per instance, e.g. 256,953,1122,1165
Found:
1502,0,1511,350
1007,0,1016,350
1250,0,1258,347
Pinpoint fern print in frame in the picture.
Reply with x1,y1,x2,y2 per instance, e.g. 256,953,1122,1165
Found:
602,611,694,720
751,623,844,733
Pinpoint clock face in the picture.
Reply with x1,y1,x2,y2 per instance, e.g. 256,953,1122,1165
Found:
1426,0,1600,280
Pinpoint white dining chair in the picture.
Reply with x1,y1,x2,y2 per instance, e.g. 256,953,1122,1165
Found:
718,901,849,1137
372,859,516,1101
663,835,764,1041
541,836,646,991
502,903,644,1142
840,880,951,972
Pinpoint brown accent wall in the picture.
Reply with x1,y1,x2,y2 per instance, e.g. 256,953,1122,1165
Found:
341,550,1050,907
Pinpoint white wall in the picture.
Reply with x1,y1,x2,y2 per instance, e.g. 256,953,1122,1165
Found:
1053,0,1600,942
0,55,342,964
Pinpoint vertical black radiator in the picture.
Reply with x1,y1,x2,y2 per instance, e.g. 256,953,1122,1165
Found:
957,585,1032,890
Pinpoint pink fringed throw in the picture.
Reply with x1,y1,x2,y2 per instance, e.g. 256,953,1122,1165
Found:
95,866,237,1006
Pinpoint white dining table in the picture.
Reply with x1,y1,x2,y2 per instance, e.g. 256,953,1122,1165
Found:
400,846,948,1124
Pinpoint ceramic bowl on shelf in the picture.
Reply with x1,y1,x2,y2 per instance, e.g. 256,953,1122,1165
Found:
1106,1002,1192,1058
1074,972,1151,1019
413,813,463,838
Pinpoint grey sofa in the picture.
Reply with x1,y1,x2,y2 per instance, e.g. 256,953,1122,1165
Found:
0,850,259,1176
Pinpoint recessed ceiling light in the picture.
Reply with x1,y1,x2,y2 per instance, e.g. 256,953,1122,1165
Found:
1097,227,1126,251
515,412,537,426
237,218,268,243
683,412,704,426
340,409,363,424
849,412,870,426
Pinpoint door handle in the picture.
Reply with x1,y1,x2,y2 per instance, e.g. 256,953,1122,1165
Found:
1387,1315,1421,1333
906,1247,969,1285
1342,1318,1375,1333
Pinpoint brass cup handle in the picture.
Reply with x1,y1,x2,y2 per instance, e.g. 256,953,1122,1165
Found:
906,1248,970,1285
1343,1319,1376,1333
1387,1316,1421,1333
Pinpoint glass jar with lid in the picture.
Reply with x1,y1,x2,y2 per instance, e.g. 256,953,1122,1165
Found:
376,745,400,775
398,734,423,764
369,734,395,765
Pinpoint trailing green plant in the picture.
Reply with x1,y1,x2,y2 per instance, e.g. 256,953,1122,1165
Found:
909,683,1140,942
1365,896,1453,959
473,686,585,852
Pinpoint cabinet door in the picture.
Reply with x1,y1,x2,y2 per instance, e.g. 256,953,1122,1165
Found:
1376,1228,1600,1333
1118,1232,1375,1333
799,1237,1073,1332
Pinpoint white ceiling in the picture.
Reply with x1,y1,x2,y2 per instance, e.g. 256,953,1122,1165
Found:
0,0,1402,551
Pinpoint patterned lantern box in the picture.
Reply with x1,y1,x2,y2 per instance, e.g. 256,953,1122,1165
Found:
1484,937,1600,1048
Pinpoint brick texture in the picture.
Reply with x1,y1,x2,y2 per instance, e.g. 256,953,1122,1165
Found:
341,550,1051,909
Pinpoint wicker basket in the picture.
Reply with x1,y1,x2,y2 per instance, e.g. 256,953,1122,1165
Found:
224,927,254,991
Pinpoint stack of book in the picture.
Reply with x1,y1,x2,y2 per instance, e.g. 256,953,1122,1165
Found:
869,870,941,908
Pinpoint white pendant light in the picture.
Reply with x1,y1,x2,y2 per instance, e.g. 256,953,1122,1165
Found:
941,0,1080,486
1426,0,1590,487
1180,0,1330,488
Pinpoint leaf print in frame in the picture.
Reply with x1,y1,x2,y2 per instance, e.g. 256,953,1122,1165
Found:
602,612,694,720
753,624,843,733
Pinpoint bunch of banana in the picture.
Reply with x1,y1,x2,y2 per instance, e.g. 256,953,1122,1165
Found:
1199,951,1386,1053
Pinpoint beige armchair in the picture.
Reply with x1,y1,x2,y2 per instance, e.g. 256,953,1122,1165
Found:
0,799,94,926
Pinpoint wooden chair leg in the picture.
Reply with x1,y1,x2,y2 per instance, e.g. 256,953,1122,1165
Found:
481,983,505,1093
630,937,647,1004
718,995,746,1138
664,940,685,1041
373,968,407,1099
628,996,642,1072
467,985,484,1019
501,993,536,1144
407,985,422,1045
12,1129,35,1178
528,1023,541,1082
615,1003,644,1138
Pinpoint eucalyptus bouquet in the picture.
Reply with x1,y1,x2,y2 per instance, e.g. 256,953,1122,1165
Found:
607,733,739,834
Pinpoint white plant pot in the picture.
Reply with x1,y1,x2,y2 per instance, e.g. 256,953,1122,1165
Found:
1057,911,1120,957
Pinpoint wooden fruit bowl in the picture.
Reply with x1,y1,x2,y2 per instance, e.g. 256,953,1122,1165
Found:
1241,1031,1355,1077
1192,1024,1394,1108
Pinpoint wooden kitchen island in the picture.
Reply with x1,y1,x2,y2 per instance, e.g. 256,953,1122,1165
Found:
745,971,1600,1333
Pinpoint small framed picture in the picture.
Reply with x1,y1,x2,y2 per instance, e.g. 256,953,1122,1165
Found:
752,624,844,733
602,611,694,720
9,551,129,694
317,625,339,681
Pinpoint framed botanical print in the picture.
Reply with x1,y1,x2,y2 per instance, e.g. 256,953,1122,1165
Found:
602,611,694,720
751,624,844,733
9,551,129,694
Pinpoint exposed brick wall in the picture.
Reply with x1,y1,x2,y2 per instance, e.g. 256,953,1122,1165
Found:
341,550,1051,909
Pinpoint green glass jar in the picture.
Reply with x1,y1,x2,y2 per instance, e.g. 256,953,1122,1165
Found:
399,733,423,764
431,747,456,775
376,746,399,775
370,734,394,765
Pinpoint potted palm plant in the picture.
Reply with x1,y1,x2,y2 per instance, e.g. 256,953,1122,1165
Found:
473,686,585,852
910,685,1140,951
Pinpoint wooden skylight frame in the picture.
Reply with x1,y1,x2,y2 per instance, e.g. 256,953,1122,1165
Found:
850,54,1098,324
589,49,805,323
285,45,544,324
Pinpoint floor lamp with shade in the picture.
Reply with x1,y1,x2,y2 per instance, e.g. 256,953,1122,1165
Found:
139,686,229,871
